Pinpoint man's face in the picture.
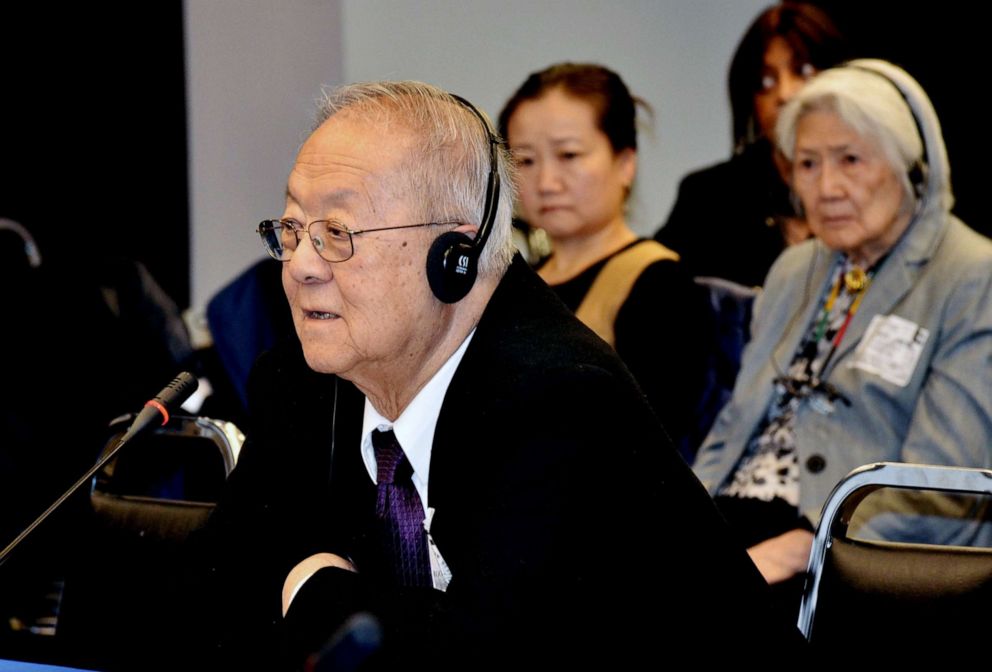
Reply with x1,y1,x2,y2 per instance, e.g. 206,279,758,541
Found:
281,112,449,390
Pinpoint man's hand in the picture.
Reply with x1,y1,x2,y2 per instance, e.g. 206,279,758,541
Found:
746,529,814,584
282,553,357,616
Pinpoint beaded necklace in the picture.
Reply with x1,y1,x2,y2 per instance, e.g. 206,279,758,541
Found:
810,264,873,375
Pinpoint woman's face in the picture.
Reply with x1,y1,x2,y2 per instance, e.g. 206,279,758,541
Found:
754,36,815,140
506,88,635,241
792,110,912,266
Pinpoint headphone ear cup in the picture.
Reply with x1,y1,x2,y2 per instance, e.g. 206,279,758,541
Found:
426,231,478,304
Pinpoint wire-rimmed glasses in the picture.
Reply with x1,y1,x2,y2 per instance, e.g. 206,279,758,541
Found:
257,218,455,263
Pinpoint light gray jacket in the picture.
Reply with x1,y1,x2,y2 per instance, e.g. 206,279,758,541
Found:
693,60,992,540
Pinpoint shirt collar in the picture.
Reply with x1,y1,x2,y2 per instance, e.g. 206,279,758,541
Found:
360,329,475,498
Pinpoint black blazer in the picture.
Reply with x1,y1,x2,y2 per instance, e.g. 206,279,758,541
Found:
655,140,794,288
187,257,802,669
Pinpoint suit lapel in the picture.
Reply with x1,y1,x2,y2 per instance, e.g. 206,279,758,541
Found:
426,316,492,549
424,257,535,555
771,244,836,371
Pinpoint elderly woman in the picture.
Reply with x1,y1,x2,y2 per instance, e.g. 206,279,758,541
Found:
693,59,992,603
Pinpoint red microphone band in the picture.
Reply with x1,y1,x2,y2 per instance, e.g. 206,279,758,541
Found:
144,399,170,425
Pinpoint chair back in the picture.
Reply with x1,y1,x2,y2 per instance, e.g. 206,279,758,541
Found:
688,276,759,460
800,462,992,647
89,413,242,543
206,257,295,408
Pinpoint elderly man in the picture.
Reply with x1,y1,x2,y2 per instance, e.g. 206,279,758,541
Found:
190,81,797,669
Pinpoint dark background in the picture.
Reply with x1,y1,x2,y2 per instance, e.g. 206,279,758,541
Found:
1,3,189,306
0,8,193,648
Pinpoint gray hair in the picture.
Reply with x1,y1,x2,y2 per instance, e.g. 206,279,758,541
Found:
314,81,516,277
776,65,925,203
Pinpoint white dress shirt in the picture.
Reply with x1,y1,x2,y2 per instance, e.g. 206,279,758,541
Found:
359,330,474,591
284,331,473,610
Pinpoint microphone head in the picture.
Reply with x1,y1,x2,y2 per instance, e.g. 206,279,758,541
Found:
120,372,200,443
154,371,199,410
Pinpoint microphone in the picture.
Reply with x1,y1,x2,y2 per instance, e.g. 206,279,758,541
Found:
119,371,199,443
0,372,199,568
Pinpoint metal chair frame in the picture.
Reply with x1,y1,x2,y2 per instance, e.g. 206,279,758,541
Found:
798,460,992,638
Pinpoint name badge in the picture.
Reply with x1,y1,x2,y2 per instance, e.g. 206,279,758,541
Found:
424,507,452,592
849,314,929,387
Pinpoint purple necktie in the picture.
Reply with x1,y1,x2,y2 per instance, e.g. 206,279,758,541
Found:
371,429,432,588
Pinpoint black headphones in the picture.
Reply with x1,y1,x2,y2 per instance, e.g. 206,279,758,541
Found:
425,94,501,304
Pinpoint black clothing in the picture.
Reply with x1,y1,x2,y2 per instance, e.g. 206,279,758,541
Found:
655,140,796,288
543,240,714,458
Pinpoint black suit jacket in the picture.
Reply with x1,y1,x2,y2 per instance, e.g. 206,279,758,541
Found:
187,257,801,669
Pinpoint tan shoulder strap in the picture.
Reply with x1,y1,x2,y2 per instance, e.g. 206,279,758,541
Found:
575,240,679,347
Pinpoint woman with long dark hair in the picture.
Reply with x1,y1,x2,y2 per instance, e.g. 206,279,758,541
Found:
655,3,849,288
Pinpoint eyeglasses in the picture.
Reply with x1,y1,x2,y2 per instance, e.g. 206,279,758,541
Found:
257,218,455,263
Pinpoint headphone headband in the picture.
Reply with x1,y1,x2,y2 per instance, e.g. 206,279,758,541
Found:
425,94,502,303
449,93,501,260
